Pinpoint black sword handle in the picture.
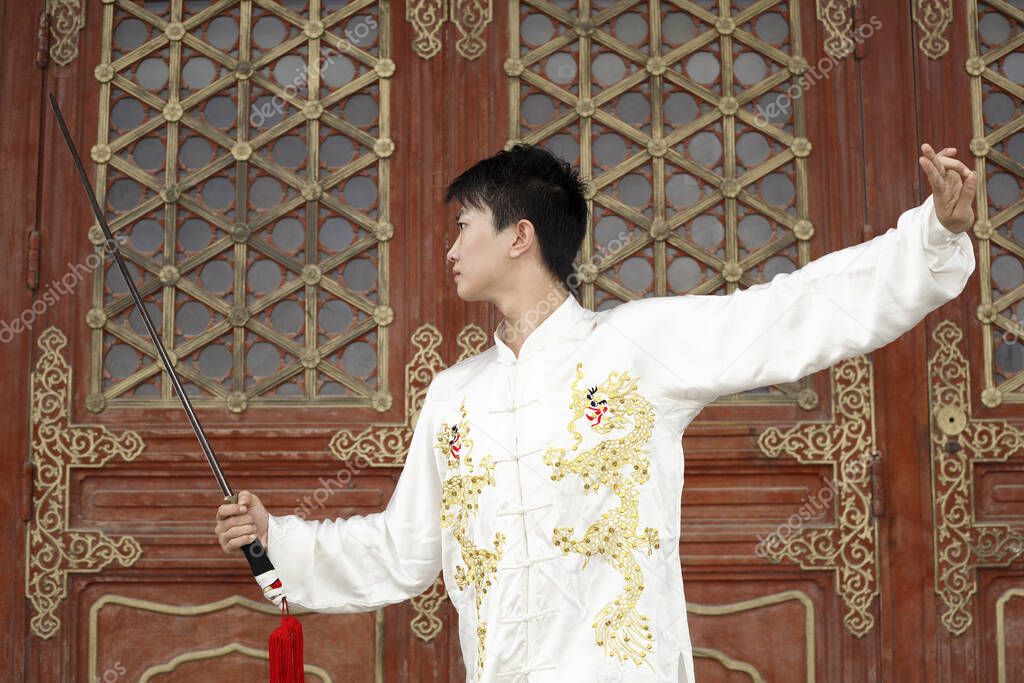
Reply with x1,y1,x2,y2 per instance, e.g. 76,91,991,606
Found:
49,94,275,579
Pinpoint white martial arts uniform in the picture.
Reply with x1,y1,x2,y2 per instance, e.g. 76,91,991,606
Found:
265,195,973,682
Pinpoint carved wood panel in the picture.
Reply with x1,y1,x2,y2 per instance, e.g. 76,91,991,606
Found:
11,1,1020,682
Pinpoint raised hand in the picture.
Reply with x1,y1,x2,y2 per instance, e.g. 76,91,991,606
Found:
919,143,978,235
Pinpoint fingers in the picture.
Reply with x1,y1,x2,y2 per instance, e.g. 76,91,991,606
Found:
922,143,971,179
934,155,972,179
919,148,971,202
222,522,258,539
222,526,259,552
925,147,946,184
215,513,253,532
919,154,945,190
216,505,245,521
215,490,263,553
922,142,978,231
216,502,248,521
954,168,979,217
217,518,258,553
214,510,255,552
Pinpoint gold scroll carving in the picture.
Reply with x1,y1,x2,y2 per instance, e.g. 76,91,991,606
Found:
407,0,492,60
756,356,880,637
928,321,1024,635
27,327,144,639
47,0,86,67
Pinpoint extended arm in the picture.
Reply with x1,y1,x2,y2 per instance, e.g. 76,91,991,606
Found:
264,390,443,612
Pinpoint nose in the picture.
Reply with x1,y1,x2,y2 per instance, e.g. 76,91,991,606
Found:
446,236,458,264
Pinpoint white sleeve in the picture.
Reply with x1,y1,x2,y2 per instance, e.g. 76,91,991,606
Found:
608,194,975,403
264,388,443,612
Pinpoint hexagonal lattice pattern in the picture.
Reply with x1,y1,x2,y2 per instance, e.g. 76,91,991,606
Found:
88,0,394,413
509,0,816,405
968,0,1024,408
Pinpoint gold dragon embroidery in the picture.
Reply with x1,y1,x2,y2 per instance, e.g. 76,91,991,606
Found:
545,362,660,666
436,399,505,678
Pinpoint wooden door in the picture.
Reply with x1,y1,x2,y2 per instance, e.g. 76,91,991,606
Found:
902,1,1024,681
10,0,487,680
3,1,1021,681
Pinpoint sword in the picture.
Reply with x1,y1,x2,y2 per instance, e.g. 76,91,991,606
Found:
48,94,282,599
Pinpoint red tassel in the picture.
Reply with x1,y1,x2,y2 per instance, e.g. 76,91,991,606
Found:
269,596,304,683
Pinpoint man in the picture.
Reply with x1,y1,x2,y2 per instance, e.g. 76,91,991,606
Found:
216,143,976,682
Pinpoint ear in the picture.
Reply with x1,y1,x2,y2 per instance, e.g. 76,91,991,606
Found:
508,219,535,257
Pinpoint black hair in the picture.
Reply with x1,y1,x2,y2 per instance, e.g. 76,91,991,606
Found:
444,144,589,288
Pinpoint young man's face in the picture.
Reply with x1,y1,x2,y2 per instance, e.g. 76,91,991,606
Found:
446,203,512,302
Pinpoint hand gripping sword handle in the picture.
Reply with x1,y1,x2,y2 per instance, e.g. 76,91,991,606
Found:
223,493,275,576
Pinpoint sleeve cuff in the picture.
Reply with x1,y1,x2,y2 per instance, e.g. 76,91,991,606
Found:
921,194,972,272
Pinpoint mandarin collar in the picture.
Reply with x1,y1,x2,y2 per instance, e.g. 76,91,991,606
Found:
492,293,586,365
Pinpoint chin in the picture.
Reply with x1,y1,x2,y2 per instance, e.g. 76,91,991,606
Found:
456,284,486,303
454,276,492,303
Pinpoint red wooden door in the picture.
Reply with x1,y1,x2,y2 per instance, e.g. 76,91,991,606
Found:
2,1,1021,681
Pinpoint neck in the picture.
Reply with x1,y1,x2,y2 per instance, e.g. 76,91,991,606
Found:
495,282,571,357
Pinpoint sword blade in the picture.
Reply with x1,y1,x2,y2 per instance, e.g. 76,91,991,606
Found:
49,94,232,498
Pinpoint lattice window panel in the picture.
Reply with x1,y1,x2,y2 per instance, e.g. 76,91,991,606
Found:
968,0,1024,408
87,0,395,413
508,0,816,405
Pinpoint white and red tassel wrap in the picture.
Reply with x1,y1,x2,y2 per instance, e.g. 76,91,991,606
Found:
256,569,287,607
